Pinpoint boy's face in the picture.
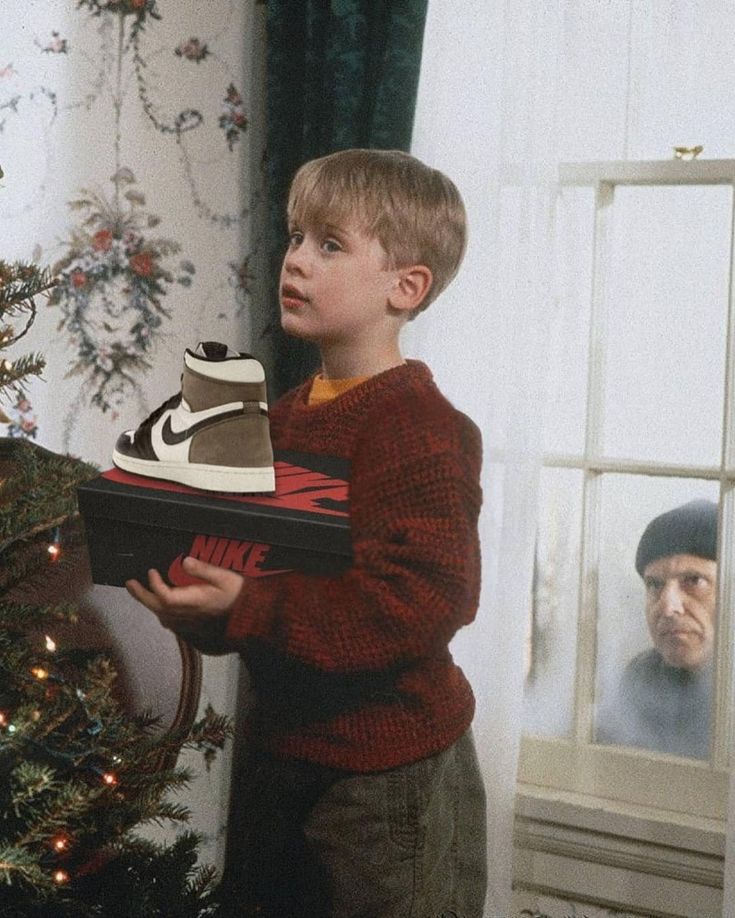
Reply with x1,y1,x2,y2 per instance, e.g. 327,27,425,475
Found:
279,216,401,350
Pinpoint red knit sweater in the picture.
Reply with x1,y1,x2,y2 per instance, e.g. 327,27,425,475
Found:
225,360,483,772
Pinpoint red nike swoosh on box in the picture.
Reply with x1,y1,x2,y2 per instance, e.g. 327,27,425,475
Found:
103,461,349,517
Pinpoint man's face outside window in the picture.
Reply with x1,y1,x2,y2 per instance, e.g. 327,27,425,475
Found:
643,553,717,671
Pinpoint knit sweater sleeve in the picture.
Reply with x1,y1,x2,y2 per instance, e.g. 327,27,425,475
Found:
225,391,483,674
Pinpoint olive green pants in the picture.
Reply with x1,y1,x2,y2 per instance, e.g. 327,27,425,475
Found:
220,730,487,918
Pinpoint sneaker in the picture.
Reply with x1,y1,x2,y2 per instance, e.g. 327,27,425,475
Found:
112,341,275,493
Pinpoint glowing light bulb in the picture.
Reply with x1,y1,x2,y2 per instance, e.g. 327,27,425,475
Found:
53,869,69,884
0,712,6,726
45,635,57,652
31,666,49,681
52,835,69,852
47,526,62,561
102,772,118,786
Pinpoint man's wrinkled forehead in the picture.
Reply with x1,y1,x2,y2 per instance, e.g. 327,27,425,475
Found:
642,553,717,588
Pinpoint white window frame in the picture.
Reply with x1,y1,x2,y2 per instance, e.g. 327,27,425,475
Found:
515,159,735,914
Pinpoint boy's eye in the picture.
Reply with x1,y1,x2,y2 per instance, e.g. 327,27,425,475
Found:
288,231,303,247
322,238,342,254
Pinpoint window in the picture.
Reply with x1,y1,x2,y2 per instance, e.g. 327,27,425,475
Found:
516,160,735,913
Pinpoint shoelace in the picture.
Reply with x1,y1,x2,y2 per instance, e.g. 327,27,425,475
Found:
134,391,182,440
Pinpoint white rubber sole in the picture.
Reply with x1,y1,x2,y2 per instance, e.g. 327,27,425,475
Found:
112,448,276,494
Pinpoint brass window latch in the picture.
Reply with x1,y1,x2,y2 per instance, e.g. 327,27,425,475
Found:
673,145,704,160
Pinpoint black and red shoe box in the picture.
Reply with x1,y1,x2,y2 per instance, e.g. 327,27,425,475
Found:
77,451,352,587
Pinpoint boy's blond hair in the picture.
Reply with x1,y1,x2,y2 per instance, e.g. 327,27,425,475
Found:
286,149,467,312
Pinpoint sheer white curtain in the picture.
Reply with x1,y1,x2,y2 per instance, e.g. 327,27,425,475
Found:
408,3,565,911
410,1,735,913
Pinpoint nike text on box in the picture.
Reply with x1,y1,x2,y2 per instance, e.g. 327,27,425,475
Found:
77,451,352,587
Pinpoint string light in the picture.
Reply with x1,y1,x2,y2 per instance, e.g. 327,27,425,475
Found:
0,712,6,727
53,869,69,884
31,666,49,681
87,763,115,784
52,834,70,853
45,635,57,653
47,526,61,561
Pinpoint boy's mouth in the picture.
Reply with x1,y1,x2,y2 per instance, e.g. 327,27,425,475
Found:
281,284,308,309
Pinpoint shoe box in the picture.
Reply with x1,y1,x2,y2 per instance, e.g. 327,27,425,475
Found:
77,451,351,587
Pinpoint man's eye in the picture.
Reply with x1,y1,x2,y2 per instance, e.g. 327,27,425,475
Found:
645,579,662,593
681,574,706,590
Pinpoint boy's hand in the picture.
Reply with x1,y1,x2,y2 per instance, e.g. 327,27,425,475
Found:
125,556,244,654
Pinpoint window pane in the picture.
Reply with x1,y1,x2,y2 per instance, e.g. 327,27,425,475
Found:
594,473,719,759
523,467,583,738
601,185,730,466
542,188,593,456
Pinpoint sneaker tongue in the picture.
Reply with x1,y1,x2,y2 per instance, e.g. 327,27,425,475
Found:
196,341,238,360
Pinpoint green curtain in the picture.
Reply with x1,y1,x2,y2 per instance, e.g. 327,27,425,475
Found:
265,0,429,396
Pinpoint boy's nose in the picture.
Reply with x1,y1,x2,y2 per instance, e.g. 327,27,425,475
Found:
283,244,308,276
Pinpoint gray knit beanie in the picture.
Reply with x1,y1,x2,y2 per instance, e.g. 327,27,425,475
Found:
635,499,718,577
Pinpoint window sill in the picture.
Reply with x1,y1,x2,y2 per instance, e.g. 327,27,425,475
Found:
514,785,724,917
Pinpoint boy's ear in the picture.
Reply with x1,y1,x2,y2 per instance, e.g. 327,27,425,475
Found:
388,265,433,313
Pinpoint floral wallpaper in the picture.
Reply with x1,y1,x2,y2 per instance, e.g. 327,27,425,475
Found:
1,0,268,462
1,0,268,871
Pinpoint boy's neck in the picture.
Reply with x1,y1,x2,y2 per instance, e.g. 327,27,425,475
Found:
319,341,406,380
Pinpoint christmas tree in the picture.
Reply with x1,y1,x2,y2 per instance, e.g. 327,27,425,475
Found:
0,165,231,917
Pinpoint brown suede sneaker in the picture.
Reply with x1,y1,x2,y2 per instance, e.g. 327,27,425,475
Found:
112,341,275,493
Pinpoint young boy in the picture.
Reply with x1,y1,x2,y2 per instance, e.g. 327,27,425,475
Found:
126,149,486,917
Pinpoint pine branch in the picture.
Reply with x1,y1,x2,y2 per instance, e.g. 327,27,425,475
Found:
0,261,56,343
139,799,192,827
0,539,61,593
0,259,55,418
0,353,46,395
12,779,96,850
0,514,70,557
0,601,79,630
0,846,52,891
0,440,97,552
9,762,58,816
